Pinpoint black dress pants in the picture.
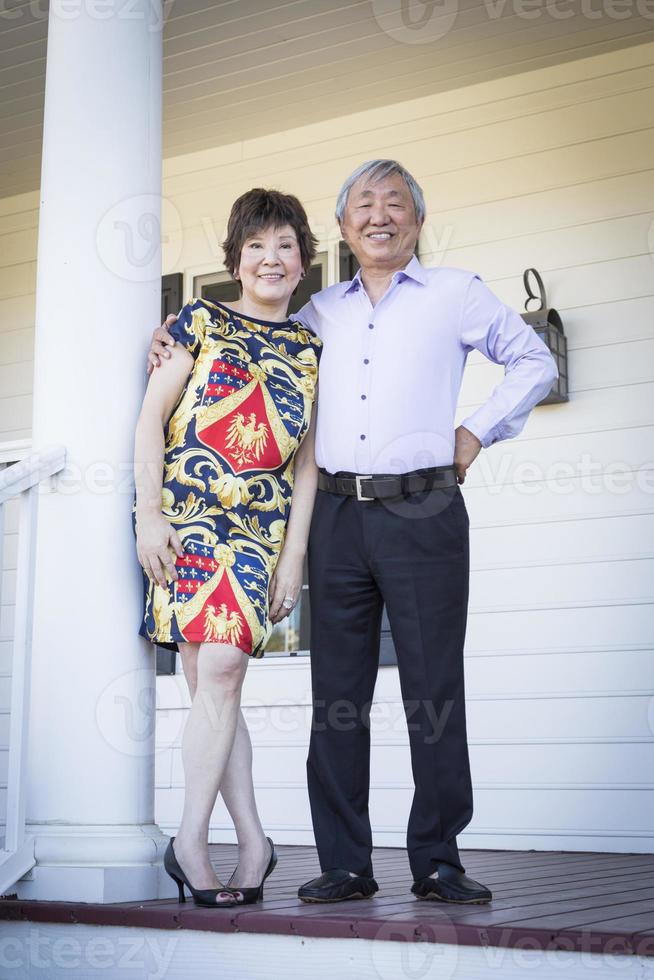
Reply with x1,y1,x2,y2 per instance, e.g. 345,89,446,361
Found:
306,483,474,880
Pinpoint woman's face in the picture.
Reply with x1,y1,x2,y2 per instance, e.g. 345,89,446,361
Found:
235,223,303,309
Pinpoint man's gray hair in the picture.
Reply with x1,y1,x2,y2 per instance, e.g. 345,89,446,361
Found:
335,159,426,223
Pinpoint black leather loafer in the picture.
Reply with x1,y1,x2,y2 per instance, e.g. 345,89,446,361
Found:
298,869,379,903
412,863,492,904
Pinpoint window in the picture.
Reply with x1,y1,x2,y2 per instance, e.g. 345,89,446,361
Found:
264,555,311,658
161,272,183,322
338,240,360,282
155,646,177,675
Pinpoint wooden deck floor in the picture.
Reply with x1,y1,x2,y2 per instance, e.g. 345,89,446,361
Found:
1,846,653,958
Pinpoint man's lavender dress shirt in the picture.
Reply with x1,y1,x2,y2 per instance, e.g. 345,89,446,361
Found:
296,256,558,475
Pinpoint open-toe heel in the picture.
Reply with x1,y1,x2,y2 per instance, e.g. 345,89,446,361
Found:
164,837,236,908
226,837,277,905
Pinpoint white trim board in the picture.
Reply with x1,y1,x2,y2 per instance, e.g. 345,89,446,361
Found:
0,923,648,980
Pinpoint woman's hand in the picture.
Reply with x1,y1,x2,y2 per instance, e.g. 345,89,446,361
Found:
268,547,304,625
136,511,184,589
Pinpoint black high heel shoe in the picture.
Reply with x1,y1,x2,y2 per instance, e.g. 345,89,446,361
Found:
225,837,277,905
164,837,236,908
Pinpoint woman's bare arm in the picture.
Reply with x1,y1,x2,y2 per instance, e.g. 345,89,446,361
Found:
269,400,319,624
134,343,194,587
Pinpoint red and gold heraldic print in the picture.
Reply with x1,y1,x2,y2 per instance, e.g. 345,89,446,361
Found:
136,298,321,657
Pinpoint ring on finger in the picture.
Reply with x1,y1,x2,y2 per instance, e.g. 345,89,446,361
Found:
282,596,295,610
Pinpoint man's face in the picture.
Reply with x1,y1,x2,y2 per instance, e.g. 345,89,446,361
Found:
339,172,422,271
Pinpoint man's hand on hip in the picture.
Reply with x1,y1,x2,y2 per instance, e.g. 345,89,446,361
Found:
146,313,177,375
454,426,482,484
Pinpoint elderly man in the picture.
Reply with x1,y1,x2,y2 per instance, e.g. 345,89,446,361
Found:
148,160,558,905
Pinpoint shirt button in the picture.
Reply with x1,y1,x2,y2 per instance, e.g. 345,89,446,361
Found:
361,394,367,400
368,323,374,330
360,434,366,440
364,358,370,364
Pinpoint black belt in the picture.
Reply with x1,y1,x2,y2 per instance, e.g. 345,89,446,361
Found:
318,465,457,501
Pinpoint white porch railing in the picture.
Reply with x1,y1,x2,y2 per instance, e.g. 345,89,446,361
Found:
0,444,66,896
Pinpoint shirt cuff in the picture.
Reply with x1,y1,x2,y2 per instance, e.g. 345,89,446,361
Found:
459,414,503,449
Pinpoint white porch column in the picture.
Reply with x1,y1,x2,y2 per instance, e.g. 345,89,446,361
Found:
17,4,172,902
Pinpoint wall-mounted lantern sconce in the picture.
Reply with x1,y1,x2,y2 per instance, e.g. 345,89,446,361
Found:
521,267,569,405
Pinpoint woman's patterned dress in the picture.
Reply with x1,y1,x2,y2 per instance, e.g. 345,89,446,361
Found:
135,298,321,657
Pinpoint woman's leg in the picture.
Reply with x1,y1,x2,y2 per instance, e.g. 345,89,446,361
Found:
177,642,199,698
219,711,271,886
173,640,248,893
177,644,270,887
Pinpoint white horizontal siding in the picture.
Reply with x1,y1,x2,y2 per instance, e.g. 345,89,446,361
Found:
3,3,654,196
0,194,37,444
0,41,652,852
220,740,654,785
0,471,17,813
153,44,654,853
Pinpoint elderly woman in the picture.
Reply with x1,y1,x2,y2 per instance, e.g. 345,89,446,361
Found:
133,189,321,907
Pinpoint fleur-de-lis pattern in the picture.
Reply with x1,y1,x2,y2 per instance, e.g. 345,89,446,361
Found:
134,298,321,657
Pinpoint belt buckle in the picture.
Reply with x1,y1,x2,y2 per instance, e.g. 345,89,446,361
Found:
355,474,374,502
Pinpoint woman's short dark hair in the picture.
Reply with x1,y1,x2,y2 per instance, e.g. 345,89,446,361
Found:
222,188,317,283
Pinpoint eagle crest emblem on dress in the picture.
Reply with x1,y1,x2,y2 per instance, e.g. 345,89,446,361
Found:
195,376,294,475
224,412,269,467
204,603,244,645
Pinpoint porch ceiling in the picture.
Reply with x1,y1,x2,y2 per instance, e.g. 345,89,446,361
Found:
1,0,654,198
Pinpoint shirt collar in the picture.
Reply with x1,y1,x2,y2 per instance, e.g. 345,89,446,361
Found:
343,254,426,294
